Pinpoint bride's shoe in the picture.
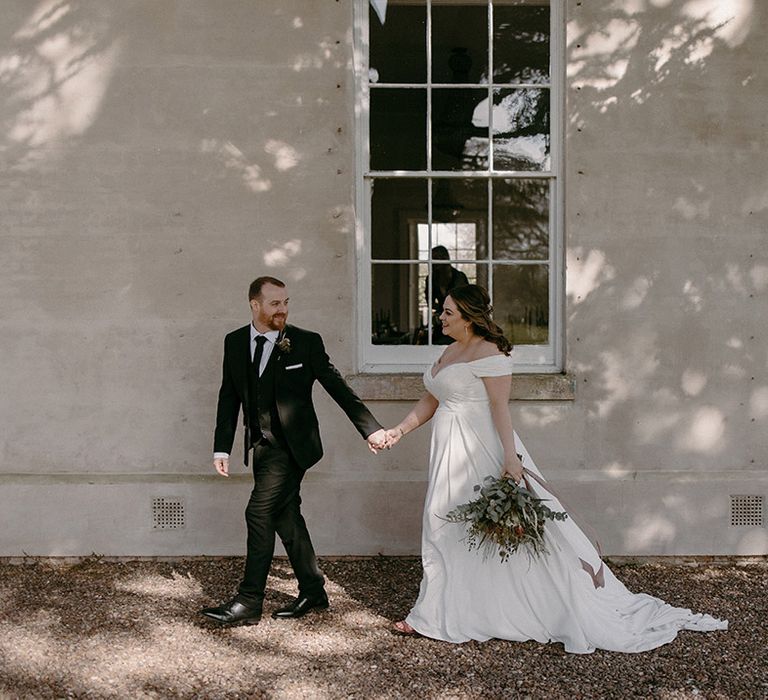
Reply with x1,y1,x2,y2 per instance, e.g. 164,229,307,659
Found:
392,620,417,635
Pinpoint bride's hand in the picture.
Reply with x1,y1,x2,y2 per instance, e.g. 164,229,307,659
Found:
502,453,524,484
383,427,404,449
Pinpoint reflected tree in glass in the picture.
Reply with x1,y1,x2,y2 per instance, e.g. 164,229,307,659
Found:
493,4,550,85
493,264,549,345
492,179,549,261
492,88,550,171
432,88,489,171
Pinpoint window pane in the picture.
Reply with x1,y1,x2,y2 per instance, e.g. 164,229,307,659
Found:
425,262,487,345
492,264,548,345
432,179,488,259
493,3,550,85
432,88,489,171
492,88,549,170
432,4,488,84
371,179,428,260
372,264,426,345
369,2,426,84
370,89,426,171
492,179,549,260
429,221,480,261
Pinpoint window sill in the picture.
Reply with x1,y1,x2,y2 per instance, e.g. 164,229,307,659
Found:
345,373,576,401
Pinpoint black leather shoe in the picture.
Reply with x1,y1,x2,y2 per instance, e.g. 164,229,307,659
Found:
271,594,329,619
199,598,262,626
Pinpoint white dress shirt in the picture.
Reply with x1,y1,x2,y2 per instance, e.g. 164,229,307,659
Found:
213,326,280,460
250,326,279,375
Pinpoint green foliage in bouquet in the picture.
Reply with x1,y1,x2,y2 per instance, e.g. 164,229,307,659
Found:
444,475,568,561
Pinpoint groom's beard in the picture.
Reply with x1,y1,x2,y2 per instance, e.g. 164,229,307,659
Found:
266,313,287,331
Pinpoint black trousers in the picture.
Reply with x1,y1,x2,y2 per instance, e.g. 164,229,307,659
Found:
237,441,325,606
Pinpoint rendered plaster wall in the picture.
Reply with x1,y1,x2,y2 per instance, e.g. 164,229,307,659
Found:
0,0,412,557
554,0,768,556
1,0,766,558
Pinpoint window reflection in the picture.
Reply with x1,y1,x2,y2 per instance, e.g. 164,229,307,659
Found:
372,251,486,347
371,179,428,260
369,1,426,84
372,264,423,345
370,89,426,171
493,264,549,345
432,88,489,171
492,179,549,260
367,1,556,355
492,89,550,171
432,5,488,84
493,4,550,85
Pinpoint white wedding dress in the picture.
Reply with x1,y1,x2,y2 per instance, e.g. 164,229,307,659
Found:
405,354,727,653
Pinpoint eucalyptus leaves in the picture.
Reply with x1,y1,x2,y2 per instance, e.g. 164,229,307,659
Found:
444,475,568,562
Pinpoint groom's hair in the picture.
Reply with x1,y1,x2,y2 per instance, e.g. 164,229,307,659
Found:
249,276,286,301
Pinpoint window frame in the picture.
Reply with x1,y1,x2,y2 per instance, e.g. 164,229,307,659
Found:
354,0,565,374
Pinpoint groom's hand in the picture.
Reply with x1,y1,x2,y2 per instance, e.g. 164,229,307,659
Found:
213,457,230,477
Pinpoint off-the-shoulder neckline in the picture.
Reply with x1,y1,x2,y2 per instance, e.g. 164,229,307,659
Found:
429,354,507,380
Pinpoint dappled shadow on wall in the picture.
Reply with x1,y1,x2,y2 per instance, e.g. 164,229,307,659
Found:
0,0,127,173
556,0,765,547
0,0,359,304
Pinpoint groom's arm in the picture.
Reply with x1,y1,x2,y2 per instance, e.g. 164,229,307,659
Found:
308,332,382,439
213,340,241,455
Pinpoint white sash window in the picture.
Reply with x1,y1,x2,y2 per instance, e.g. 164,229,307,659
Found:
356,0,564,373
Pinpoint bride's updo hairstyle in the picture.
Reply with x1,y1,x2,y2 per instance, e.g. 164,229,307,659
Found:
448,284,512,356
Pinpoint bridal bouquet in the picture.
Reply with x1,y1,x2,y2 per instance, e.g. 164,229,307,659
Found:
444,474,568,561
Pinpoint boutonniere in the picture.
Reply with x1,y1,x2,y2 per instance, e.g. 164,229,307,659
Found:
276,333,292,354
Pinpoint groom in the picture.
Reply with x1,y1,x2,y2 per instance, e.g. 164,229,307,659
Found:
200,276,387,626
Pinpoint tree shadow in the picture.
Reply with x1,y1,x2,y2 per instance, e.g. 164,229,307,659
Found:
0,558,760,699
513,0,767,555
0,0,349,483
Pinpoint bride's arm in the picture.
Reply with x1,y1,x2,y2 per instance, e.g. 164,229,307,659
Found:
386,392,440,446
483,375,524,482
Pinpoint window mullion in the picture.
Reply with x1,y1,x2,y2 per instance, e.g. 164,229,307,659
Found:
488,0,494,303
552,0,564,370
487,179,493,302
426,0,433,347
371,82,552,90
367,171,556,178
426,0,432,174
488,0,494,174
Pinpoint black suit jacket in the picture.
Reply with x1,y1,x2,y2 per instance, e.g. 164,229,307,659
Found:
213,324,382,469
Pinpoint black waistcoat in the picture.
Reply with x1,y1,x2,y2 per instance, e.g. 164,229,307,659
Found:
247,352,286,448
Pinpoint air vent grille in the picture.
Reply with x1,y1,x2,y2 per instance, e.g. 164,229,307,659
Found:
152,497,185,530
730,495,764,527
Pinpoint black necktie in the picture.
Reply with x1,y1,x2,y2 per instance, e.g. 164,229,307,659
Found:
252,335,267,375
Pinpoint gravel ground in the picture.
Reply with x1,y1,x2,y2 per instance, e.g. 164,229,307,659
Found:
0,557,764,699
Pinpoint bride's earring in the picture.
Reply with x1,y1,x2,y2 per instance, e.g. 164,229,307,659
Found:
464,325,469,338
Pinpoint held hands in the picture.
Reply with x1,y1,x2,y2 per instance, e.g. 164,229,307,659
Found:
383,427,404,449
366,429,389,453
366,427,404,454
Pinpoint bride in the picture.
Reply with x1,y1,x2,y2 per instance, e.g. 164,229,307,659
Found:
382,284,727,653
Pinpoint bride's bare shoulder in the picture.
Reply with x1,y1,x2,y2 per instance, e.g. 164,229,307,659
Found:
473,340,505,361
